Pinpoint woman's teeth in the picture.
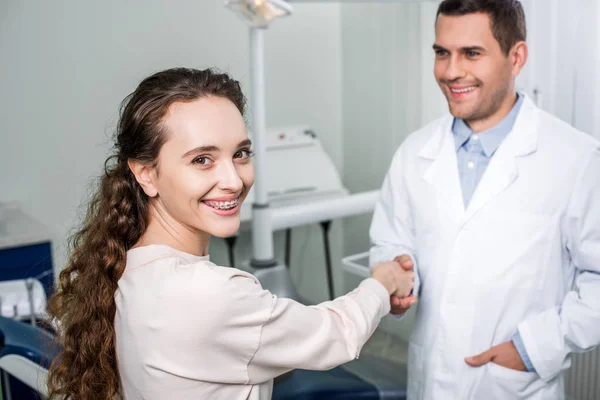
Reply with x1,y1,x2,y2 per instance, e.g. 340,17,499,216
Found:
451,86,477,93
205,198,240,210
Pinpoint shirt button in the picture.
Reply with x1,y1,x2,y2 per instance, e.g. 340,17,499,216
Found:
471,135,479,141
467,161,475,169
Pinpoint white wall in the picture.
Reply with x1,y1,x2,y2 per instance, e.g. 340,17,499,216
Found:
517,0,577,124
0,0,343,303
571,0,600,140
338,0,443,221
340,1,444,260
517,0,600,140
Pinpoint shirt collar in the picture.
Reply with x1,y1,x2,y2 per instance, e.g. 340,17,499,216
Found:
452,92,524,157
126,244,210,268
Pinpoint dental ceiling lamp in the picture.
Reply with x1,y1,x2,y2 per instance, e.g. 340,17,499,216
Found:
226,0,294,28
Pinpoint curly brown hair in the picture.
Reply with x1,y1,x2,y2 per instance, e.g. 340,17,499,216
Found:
46,67,246,400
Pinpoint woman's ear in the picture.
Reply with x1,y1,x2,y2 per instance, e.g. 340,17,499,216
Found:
128,159,158,197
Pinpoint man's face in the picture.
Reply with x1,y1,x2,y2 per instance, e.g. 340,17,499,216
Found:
433,12,515,125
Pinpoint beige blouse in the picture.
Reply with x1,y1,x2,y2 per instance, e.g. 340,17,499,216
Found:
115,244,390,400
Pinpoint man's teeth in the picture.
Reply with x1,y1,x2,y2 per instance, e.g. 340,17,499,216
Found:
452,86,477,93
206,198,240,210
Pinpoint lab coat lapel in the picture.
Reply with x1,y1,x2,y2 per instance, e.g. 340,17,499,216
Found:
420,116,465,224
462,96,540,226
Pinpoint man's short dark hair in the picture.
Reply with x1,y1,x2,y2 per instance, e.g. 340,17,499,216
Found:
436,0,526,55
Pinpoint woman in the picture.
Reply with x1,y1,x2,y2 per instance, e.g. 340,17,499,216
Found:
47,67,414,400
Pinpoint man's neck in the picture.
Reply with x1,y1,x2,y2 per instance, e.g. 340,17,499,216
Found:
466,91,519,133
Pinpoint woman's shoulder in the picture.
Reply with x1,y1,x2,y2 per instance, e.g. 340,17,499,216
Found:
125,244,209,271
122,245,272,328
123,244,265,295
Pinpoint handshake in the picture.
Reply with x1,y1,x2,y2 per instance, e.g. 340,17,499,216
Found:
370,255,418,315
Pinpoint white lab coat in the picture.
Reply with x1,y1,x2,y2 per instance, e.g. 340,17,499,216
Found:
370,95,600,400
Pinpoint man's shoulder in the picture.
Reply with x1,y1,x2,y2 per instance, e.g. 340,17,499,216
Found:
397,115,451,154
538,109,600,154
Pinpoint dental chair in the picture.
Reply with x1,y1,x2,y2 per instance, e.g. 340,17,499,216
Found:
0,316,57,399
0,276,56,399
272,353,408,400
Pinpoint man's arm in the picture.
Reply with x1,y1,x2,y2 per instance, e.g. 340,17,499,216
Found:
369,145,420,315
516,148,600,381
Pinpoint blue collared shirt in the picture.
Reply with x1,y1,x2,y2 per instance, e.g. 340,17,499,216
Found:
452,93,536,372
453,93,524,207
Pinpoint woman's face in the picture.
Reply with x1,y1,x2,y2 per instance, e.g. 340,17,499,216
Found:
147,96,254,239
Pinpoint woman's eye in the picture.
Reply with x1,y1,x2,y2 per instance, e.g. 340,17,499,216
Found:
234,149,254,159
192,156,213,166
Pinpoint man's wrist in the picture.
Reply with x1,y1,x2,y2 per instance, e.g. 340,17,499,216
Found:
511,331,536,372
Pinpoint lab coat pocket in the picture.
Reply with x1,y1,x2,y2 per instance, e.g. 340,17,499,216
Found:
407,342,423,400
487,361,537,383
486,361,547,399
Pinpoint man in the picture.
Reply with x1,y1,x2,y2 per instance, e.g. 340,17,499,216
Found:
369,0,600,399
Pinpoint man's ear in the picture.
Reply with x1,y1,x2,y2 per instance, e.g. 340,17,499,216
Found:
128,159,158,197
510,41,528,76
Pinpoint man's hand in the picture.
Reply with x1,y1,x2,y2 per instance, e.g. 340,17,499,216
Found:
390,293,418,315
465,341,527,372
390,255,418,315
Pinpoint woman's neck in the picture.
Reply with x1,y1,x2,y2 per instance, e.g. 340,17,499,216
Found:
133,202,210,256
